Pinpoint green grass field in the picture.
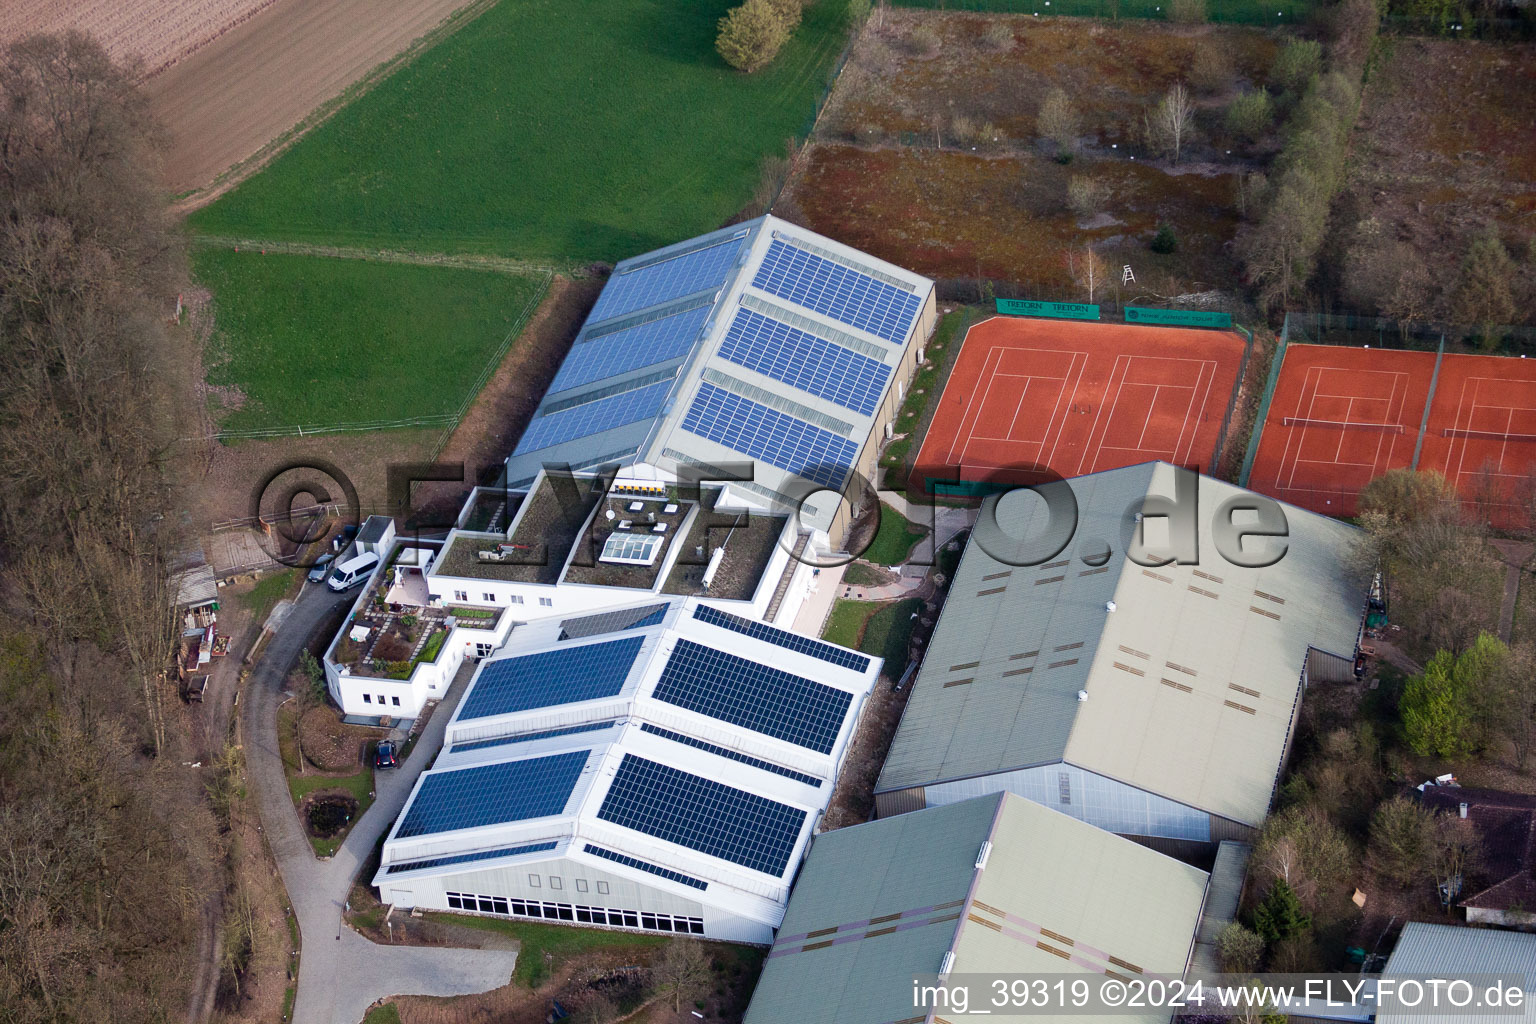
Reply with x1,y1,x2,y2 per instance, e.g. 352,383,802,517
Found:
195,248,546,431
189,0,852,260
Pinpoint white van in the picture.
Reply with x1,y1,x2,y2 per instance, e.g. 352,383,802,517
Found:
327,551,380,592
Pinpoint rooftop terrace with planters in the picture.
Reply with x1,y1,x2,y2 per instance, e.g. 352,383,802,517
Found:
330,546,501,681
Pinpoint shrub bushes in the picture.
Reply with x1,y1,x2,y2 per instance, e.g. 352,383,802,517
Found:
1271,38,1323,94
1066,175,1111,218
906,24,942,57
1151,222,1179,254
1037,87,1079,160
1225,88,1275,143
717,0,793,73
981,21,1015,50
763,0,804,32
1237,72,1361,309
1190,45,1234,94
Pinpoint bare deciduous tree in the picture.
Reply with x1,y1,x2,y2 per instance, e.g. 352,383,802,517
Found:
655,939,712,1013
1144,83,1195,163
1037,87,1079,158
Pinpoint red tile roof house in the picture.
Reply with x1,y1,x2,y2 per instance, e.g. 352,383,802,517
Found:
1421,784,1536,928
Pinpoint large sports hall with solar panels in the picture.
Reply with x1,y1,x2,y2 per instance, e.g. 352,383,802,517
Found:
372,596,880,943
499,215,937,551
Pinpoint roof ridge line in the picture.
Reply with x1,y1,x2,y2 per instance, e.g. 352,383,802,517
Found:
929,791,1011,1023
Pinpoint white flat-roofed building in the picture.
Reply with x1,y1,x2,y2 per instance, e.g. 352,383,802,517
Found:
372,596,881,943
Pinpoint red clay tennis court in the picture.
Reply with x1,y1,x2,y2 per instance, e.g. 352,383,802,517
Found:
1246,344,1436,517
913,317,1245,490
1418,354,1536,525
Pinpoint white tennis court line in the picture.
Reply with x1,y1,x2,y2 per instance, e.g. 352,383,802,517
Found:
1078,355,1217,475
1276,366,1407,491
950,345,1087,474
1448,376,1536,484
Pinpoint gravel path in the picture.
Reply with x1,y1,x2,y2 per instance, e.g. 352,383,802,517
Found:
243,582,517,1024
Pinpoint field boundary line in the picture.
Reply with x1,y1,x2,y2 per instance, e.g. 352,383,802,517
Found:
193,415,457,442
191,236,572,276
170,0,502,214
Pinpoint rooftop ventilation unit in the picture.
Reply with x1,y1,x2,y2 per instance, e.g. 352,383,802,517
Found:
700,545,728,590
1106,600,1117,612
974,841,992,870
1077,690,1089,702
939,951,955,977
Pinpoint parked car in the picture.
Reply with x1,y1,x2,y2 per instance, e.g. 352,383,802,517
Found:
326,551,379,592
374,740,398,769
306,552,335,584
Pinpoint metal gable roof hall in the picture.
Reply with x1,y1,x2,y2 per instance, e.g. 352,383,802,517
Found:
876,462,1366,827
744,792,1208,1024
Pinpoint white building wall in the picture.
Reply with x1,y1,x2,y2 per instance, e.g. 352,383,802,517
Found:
382,853,776,944
326,606,517,719
924,762,1213,843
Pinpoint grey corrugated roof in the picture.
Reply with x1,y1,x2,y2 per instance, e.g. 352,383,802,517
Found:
358,515,391,544
876,462,1365,827
173,561,218,608
954,796,1207,1024
744,795,996,1024
1381,923,1536,1024
745,793,1208,1024
1190,840,1251,976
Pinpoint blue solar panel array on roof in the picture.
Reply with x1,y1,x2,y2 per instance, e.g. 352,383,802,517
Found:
459,636,645,721
450,721,618,755
557,603,669,641
639,723,823,788
651,638,853,754
396,751,589,837
717,308,891,416
752,239,922,344
680,382,856,491
512,380,672,456
550,304,711,393
691,604,871,672
587,234,746,323
583,844,709,890
385,841,559,874
596,754,807,875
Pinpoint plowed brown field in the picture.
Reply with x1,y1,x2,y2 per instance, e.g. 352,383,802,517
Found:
145,0,484,196
4,0,277,74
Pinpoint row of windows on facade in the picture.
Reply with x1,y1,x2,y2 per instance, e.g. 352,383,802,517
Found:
449,590,552,607
444,891,704,934
362,693,402,706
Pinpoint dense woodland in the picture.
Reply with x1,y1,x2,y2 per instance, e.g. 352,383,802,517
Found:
0,32,219,1022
